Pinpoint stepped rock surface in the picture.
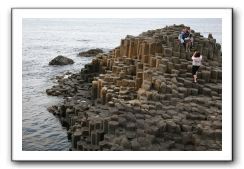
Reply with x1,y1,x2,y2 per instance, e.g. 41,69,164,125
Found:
46,25,222,151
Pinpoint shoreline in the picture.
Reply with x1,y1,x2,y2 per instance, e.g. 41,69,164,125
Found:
46,24,222,151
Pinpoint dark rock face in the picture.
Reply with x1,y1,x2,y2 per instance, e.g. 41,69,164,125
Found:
49,55,74,65
78,48,104,57
47,25,222,151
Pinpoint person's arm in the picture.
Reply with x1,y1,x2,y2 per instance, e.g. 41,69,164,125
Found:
192,51,197,59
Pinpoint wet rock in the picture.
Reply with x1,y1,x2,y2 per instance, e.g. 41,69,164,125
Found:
79,48,104,57
47,105,59,115
49,55,74,65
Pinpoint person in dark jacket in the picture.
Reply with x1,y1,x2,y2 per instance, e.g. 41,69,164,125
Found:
178,27,192,52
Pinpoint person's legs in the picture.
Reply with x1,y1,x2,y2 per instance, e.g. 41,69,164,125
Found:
192,66,196,82
186,42,189,52
190,38,194,48
187,42,191,52
182,40,186,50
192,66,200,82
193,74,197,82
186,40,191,52
195,67,200,80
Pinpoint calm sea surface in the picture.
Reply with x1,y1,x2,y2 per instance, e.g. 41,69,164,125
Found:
22,18,221,150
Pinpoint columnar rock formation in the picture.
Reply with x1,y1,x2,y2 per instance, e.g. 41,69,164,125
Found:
47,25,222,151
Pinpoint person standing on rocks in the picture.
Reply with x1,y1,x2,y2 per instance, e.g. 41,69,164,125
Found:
189,33,194,49
192,51,202,83
178,28,186,44
183,27,192,52
178,27,192,52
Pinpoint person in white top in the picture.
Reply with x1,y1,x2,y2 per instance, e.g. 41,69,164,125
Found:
192,51,202,83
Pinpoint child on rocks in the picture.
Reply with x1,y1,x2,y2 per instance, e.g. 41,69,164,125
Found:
192,51,202,83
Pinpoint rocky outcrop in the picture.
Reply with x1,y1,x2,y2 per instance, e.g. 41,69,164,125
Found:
49,55,74,65
78,48,104,57
47,25,222,151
